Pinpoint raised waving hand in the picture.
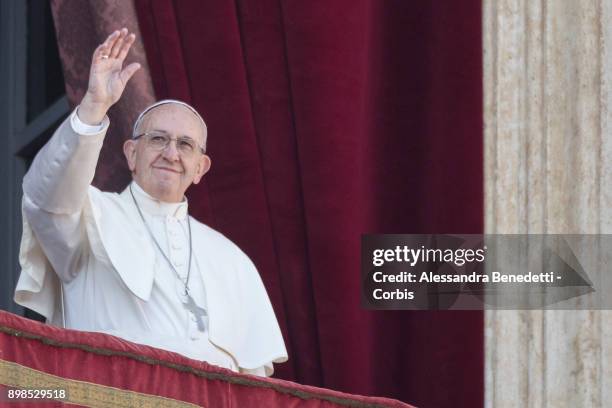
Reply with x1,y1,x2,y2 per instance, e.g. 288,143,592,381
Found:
78,28,141,125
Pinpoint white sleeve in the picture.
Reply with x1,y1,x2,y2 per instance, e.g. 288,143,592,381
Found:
21,109,108,282
23,107,108,213
71,106,109,135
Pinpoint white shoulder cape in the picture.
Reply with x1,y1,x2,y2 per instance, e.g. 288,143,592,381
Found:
15,121,287,371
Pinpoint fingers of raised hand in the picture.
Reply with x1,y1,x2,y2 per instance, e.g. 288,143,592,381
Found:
94,28,135,62
117,33,137,62
119,62,141,84
95,30,120,60
109,28,129,59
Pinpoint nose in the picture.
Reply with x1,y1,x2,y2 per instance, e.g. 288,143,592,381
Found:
160,139,180,161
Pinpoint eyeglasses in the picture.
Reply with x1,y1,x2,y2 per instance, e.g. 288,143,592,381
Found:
133,131,205,156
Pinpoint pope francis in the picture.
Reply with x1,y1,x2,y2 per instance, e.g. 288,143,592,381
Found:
13,28,288,376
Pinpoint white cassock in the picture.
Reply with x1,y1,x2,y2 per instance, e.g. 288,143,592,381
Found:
13,108,288,376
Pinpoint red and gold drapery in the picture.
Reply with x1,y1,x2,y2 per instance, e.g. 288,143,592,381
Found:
0,311,412,407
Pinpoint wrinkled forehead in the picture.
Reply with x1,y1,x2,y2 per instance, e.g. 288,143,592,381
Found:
133,100,207,143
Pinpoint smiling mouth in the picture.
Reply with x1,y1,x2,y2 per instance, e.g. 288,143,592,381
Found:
154,166,182,174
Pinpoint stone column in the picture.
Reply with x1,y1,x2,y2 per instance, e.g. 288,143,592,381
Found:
484,0,612,407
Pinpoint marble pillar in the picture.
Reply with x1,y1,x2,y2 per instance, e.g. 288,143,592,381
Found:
484,0,612,406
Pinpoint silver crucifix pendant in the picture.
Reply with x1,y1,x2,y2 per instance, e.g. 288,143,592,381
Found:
183,293,207,332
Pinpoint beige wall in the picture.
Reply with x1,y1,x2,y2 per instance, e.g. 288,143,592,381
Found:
484,0,612,406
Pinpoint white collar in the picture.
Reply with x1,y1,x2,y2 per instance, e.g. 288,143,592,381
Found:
129,181,188,220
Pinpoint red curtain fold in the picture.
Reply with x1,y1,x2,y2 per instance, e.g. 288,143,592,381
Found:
133,1,484,407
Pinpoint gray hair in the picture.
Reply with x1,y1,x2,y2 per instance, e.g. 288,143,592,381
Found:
132,99,207,149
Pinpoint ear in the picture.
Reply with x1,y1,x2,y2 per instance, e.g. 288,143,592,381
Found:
123,139,137,172
192,154,211,185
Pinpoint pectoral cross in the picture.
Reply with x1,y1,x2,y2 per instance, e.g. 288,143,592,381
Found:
183,293,207,332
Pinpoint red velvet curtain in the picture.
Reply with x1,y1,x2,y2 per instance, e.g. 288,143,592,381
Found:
133,1,483,407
